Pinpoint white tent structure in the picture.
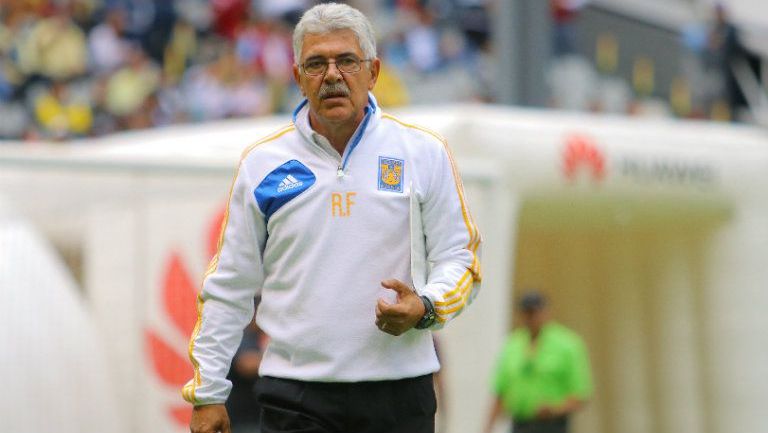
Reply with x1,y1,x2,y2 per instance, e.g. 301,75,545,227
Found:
0,198,126,433
1,105,767,433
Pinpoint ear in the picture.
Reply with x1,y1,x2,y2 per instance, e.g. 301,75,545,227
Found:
367,57,381,91
292,63,305,96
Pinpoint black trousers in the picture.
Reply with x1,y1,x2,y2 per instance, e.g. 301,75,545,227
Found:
256,374,436,433
512,416,568,433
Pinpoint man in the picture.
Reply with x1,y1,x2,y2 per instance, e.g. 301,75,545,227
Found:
706,3,750,119
550,0,587,57
184,3,482,433
484,291,592,433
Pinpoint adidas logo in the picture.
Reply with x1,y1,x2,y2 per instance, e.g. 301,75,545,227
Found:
277,174,303,193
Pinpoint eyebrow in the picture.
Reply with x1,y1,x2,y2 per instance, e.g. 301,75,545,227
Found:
304,52,360,62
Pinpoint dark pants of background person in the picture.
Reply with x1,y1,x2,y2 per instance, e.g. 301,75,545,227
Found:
256,374,436,433
512,416,568,433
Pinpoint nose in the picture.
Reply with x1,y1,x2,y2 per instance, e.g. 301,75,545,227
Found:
324,61,343,81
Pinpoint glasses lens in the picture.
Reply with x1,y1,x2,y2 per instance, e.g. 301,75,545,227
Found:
337,57,361,73
304,59,326,75
303,57,364,75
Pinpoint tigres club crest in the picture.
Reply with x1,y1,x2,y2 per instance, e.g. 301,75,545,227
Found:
378,156,404,193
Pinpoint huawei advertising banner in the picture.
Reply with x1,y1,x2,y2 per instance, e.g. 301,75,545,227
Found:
142,200,228,432
83,174,230,433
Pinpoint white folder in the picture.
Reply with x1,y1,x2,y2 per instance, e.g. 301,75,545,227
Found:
409,181,428,293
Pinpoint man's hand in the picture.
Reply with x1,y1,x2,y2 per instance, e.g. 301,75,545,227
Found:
535,404,559,420
190,404,230,433
535,397,585,420
375,279,425,336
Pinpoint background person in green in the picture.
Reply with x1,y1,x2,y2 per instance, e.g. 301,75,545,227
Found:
483,290,593,433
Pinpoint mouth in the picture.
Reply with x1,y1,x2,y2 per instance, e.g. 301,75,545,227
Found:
321,93,349,100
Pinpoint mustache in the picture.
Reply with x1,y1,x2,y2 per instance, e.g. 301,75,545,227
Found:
318,82,350,99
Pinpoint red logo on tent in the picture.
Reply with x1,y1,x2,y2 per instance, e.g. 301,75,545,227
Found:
145,206,227,426
563,135,605,182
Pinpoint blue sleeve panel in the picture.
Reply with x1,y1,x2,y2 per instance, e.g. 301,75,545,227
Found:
254,159,316,221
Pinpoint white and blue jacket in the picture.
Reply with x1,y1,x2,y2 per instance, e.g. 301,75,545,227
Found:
183,95,482,405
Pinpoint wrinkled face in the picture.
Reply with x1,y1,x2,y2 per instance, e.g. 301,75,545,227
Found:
293,29,380,127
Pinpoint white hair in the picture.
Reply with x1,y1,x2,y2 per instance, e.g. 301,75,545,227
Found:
293,3,377,62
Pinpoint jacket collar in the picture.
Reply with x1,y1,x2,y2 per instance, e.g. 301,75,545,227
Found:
292,92,381,148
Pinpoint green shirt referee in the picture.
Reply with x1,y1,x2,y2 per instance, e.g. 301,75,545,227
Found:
484,290,593,433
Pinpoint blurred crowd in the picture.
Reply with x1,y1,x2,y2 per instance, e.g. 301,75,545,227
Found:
3,0,758,142
0,0,492,141
546,1,764,123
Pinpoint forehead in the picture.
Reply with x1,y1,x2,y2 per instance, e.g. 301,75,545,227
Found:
300,29,363,60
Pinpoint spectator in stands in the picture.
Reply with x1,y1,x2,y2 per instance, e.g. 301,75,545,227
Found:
17,7,88,81
372,63,410,107
212,0,249,41
233,15,294,112
88,7,131,75
152,70,187,126
181,49,233,122
0,2,34,101
455,0,489,52
404,5,441,73
69,0,99,32
705,3,750,120
33,80,93,139
228,66,271,118
142,0,177,63
0,101,32,140
0,0,494,141
115,0,155,44
484,290,593,433
253,0,309,26
175,0,213,33
102,44,160,129
550,0,587,57
163,18,199,85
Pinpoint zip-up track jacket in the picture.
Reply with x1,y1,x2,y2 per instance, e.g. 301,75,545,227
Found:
183,95,482,405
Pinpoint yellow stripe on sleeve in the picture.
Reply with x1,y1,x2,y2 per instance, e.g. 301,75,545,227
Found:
435,276,473,310
181,380,195,403
439,135,482,280
437,275,473,308
184,124,295,404
435,271,475,313
433,270,471,306
435,280,476,323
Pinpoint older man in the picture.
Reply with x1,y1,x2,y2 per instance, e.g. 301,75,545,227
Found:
185,3,482,433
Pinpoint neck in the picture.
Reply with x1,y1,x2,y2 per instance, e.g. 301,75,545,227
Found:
314,119,356,154
308,109,366,156
529,322,547,341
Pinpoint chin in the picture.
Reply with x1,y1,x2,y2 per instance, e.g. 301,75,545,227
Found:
319,106,355,123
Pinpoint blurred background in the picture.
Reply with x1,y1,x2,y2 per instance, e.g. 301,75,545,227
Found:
1,1,768,433
1,0,767,140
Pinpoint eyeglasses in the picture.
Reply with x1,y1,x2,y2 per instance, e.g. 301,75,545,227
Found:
300,55,372,76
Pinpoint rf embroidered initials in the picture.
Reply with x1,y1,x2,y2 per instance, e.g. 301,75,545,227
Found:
331,192,356,217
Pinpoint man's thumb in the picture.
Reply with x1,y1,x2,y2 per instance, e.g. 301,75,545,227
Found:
381,279,412,295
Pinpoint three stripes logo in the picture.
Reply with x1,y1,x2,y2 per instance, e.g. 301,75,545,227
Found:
277,174,303,193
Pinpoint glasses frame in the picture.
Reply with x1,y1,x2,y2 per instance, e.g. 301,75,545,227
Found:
300,56,373,76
